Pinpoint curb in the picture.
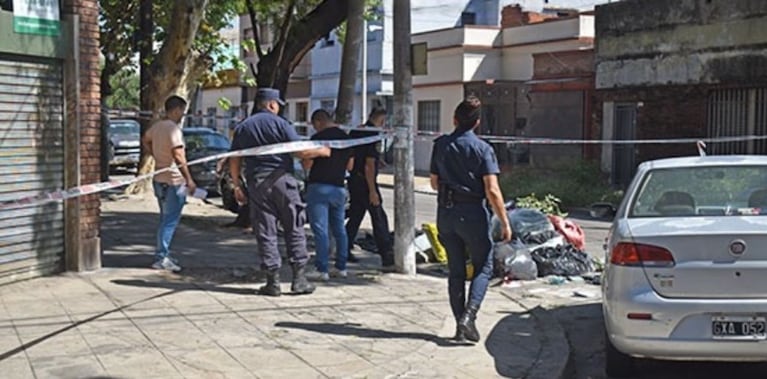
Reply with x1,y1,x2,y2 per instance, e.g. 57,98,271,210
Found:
499,291,573,379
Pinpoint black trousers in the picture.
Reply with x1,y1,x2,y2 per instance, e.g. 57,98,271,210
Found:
345,175,393,265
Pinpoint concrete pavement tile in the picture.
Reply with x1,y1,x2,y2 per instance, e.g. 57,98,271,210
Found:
189,317,267,348
143,327,219,351
290,344,369,368
0,357,35,379
80,329,154,355
123,308,191,330
162,290,231,308
29,354,106,379
315,356,375,378
227,345,316,371
251,366,326,379
21,331,93,359
164,348,256,379
97,348,184,378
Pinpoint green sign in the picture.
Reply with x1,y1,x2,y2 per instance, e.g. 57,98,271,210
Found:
12,0,60,36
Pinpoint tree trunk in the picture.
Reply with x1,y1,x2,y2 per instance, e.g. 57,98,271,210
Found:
335,1,364,125
249,0,350,115
127,0,210,195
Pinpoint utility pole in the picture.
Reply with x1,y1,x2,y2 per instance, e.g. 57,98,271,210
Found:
392,0,416,275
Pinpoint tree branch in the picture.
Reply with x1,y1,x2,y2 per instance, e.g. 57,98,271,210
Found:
270,0,296,87
284,0,349,71
245,0,264,60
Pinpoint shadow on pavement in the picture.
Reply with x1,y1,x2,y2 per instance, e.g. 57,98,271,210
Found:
274,321,466,347
546,302,767,379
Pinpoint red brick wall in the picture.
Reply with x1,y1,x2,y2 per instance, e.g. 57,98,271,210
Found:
594,85,708,165
63,0,101,253
501,5,557,28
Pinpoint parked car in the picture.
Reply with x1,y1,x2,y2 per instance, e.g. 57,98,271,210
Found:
592,155,767,377
107,119,141,171
182,127,231,195
218,156,308,214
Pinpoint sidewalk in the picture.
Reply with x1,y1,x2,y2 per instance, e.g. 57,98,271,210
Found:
0,196,569,379
377,172,437,195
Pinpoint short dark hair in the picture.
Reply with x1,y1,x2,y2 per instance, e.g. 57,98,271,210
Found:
164,95,188,112
454,96,481,130
311,109,333,124
368,107,387,119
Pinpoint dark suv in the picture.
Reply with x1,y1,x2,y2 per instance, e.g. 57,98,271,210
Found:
182,127,231,195
107,119,141,171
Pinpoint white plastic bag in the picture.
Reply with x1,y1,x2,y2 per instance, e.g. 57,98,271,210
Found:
509,248,538,281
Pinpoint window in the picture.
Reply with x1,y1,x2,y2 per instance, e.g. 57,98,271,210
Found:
707,88,767,155
461,12,477,26
321,33,335,48
417,100,440,132
296,102,309,122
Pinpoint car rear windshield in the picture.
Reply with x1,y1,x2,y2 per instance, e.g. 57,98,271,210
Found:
630,165,767,217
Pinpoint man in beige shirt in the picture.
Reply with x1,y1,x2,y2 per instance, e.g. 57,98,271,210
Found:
143,95,196,272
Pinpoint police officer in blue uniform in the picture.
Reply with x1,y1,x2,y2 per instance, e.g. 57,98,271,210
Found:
229,88,331,297
429,96,512,342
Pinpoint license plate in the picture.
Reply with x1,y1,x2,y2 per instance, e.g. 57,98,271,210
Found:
712,316,766,340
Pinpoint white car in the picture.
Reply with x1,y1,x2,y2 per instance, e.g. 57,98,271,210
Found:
593,155,767,378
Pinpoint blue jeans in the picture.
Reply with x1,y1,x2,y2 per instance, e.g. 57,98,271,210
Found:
437,204,494,321
306,183,348,273
153,181,186,261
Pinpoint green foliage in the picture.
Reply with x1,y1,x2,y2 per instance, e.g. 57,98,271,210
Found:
515,193,568,217
500,160,614,209
105,68,139,109
217,97,232,111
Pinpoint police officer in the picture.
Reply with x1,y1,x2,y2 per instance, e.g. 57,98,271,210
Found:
229,88,331,297
429,96,512,342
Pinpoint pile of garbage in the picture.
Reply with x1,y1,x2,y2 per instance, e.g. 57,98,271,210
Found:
491,203,596,282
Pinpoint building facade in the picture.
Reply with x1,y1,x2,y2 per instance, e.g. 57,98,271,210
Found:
594,0,767,187
0,0,101,284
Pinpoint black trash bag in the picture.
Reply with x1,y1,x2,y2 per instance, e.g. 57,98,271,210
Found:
530,244,594,277
491,207,558,244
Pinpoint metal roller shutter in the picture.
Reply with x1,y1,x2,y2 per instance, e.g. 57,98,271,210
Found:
0,57,65,284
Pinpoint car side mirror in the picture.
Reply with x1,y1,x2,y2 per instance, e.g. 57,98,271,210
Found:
590,203,616,219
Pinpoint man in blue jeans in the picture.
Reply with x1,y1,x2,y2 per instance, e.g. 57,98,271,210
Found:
143,95,196,272
303,109,353,281
429,96,512,343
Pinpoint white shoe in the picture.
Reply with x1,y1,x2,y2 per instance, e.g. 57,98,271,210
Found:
333,269,348,279
319,272,330,282
151,257,182,272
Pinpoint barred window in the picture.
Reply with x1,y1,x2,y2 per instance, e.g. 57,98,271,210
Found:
417,100,441,132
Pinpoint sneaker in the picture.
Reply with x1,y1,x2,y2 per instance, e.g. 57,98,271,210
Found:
151,257,181,272
332,269,348,279
319,272,330,282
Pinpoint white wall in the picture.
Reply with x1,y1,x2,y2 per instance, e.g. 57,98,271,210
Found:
413,84,464,134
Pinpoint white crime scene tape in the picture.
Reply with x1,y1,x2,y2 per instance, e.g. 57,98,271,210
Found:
0,133,387,211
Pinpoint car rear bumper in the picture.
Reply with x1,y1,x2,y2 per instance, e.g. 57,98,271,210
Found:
604,269,767,361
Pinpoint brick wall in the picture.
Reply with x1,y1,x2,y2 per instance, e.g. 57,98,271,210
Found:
595,85,708,167
501,5,557,28
533,50,594,80
63,0,101,267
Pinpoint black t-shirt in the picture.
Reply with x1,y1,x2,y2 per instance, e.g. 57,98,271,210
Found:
308,127,352,187
349,122,380,176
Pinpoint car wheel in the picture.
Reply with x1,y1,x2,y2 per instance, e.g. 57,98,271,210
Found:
605,331,636,378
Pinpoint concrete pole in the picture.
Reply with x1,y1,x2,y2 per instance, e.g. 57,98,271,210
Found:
361,19,368,123
392,0,416,275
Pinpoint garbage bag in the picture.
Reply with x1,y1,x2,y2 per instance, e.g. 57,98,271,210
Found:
530,244,594,277
509,248,538,280
548,215,586,251
491,208,559,244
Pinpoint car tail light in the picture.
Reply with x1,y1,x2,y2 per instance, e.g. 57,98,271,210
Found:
611,242,675,267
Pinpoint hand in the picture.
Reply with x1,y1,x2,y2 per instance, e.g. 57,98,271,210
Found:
234,186,247,205
186,179,197,197
369,191,381,207
500,224,513,243
318,146,331,157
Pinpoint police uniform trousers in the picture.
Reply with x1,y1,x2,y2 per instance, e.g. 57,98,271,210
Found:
248,171,309,270
436,203,494,321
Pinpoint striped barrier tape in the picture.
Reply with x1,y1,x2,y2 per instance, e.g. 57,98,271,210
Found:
0,132,387,211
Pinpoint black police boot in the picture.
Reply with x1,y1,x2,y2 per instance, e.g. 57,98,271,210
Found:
458,305,480,342
453,325,467,342
258,269,281,297
291,264,316,295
